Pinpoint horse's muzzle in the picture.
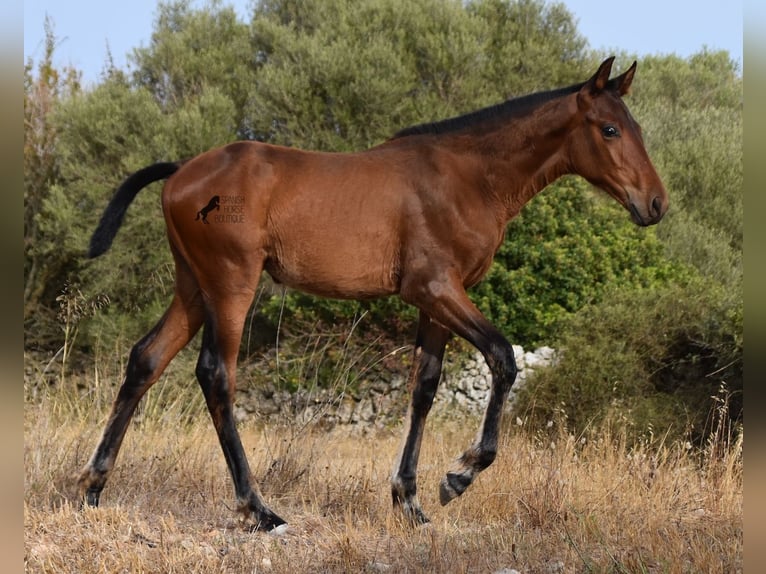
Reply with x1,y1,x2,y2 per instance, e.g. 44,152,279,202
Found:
629,194,667,226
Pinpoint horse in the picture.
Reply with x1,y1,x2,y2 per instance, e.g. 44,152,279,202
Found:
194,194,220,224
77,57,668,531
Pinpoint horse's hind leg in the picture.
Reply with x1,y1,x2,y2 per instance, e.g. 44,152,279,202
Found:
194,282,286,531
391,312,450,524
77,262,204,506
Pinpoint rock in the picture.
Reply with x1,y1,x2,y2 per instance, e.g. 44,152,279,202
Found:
230,342,556,429
512,344,525,369
545,560,565,574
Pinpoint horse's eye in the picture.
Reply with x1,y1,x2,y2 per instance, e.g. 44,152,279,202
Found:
602,125,620,139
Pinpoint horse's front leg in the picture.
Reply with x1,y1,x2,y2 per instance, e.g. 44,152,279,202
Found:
402,273,517,507
390,312,450,524
438,336,516,504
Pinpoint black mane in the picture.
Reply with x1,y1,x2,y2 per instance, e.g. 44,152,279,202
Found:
392,81,587,139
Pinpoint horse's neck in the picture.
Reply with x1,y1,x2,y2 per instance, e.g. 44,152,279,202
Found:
466,97,576,221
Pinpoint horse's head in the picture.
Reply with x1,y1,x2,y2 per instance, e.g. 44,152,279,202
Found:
569,57,668,226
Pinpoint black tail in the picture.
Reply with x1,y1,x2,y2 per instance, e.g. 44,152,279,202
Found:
88,162,182,258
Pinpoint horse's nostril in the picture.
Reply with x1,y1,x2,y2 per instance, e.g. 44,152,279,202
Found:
651,196,662,217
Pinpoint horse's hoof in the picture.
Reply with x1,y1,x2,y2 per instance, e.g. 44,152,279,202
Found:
439,472,471,506
392,487,430,525
246,509,287,533
85,487,102,508
403,505,430,526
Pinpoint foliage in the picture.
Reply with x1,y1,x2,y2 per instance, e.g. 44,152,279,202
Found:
248,0,588,150
630,51,743,282
469,0,589,92
511,277,743,445
23,0,742,443
131,0,255,137
24,17,82,343
42,77,174,349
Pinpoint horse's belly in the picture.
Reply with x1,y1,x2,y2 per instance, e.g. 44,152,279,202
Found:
265,240,400,300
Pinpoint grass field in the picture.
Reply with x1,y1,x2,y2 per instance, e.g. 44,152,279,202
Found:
24,361,742,573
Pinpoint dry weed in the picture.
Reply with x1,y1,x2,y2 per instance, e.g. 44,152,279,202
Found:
25,372,742,573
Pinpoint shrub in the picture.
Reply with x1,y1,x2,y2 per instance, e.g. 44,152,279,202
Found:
510,276,742,446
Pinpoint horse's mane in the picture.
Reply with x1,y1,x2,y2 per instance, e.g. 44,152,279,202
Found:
392,81,587,139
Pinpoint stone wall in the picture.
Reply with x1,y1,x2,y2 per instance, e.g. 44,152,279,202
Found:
233,345,556,429
436,345,556,415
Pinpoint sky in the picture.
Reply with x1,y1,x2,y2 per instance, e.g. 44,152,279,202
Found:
24,0,744,87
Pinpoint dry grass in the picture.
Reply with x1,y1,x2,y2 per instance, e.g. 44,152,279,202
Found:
24,367,742,573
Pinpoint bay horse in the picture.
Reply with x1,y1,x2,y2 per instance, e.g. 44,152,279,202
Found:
77,57,667,530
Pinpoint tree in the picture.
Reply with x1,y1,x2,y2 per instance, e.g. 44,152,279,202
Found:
630,51,743,282
469,0,589,94
131,0,254,138
249,0,590,150
24,1,741,439
24,18,82,346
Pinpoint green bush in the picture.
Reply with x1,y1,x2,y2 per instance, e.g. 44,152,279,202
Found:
630,50,742,278
24,0,741,431
510,276,742,445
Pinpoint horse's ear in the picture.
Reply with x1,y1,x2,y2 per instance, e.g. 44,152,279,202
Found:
588,57,615,93
612,60,637,96
578,56,615,109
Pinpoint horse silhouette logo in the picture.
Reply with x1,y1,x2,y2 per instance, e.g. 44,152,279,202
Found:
195,195,220,224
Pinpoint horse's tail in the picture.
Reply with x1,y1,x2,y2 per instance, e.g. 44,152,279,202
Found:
89,161,183,258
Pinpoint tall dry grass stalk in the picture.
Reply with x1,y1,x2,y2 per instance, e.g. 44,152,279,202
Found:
25,359,742,573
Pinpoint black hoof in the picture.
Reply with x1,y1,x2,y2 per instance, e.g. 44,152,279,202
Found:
249,510,287,533
399,501,431,526
392,489,430,525
80,487,102,509
439,472,471,505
